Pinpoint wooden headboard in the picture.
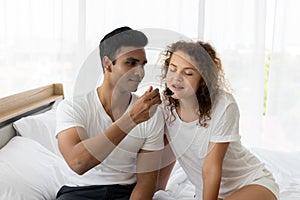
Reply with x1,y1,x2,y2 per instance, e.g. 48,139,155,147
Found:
0,84,64,148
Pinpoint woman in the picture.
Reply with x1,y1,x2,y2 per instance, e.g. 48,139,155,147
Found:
157,41,279,200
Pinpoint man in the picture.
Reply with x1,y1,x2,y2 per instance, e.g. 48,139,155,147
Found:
56,26,164,200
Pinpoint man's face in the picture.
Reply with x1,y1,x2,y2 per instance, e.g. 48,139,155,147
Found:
110,46,147,92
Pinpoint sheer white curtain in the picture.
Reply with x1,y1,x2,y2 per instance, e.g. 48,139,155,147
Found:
265,0,300,151
0,0,199,97
1,0,298,150
202,0,267,148
77,0,200,96
0,0,84,97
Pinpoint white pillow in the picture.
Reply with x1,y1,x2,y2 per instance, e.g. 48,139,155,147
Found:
13,107,61,157
0,136,70,200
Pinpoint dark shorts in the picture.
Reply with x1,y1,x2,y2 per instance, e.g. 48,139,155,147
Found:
56,183,136,200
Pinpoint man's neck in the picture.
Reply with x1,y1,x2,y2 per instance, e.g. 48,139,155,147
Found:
97,83,132,122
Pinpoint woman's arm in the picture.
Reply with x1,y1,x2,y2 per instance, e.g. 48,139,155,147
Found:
202,142,229,200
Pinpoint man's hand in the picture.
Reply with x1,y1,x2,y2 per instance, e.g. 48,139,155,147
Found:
129,86,162,124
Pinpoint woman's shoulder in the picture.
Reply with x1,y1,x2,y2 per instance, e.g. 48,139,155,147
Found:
212,90,239,114
215,90,237,105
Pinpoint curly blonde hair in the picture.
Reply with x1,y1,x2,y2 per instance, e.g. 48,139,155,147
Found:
161,41,227,127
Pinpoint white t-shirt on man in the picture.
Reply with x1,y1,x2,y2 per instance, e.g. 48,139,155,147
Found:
164,90,269,199
56,89,164,186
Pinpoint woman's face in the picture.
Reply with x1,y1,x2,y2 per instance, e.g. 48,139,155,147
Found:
166,50,201,100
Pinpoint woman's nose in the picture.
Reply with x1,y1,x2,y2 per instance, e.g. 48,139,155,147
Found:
174,71,183,81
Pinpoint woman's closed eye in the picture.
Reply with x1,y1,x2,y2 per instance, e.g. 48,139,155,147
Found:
168,67,194,76
184,70,194,76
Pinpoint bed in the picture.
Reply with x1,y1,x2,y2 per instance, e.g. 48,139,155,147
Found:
0,84,71,200
0,84,300,200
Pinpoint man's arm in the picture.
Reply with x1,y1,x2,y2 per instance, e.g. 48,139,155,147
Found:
156,136,176,191
130,149,161,200
57,121,130,175
57,87,162,175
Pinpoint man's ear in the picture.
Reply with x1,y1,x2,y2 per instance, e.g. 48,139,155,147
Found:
102,56,112,72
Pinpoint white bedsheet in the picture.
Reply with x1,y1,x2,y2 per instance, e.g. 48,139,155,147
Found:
154,148,300,200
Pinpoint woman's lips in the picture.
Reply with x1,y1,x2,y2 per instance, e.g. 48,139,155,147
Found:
172,84,184,90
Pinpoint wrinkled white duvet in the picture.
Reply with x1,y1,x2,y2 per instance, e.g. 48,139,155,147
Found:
154,148,300,200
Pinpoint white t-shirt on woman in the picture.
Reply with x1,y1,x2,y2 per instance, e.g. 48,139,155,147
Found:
164,90,269,198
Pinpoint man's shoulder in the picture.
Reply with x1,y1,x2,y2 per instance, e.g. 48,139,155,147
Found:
73,89,96,103
58,90,96,112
